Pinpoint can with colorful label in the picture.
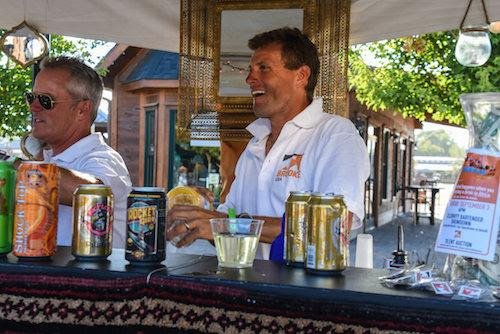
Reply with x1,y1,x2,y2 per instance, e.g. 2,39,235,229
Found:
13,162,59,259
0,161,16,254
284,191,310,266
306,193,349,274
71,184,114,260
126,187,166,265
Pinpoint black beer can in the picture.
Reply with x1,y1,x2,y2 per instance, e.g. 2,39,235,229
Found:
126,187,166,265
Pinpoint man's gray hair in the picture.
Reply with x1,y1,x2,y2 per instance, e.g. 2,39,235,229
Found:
40,56,103,123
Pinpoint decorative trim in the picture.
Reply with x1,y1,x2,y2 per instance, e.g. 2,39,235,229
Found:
178,0,351,140
0,273,465,333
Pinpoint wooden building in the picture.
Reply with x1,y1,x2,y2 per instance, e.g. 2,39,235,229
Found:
350,93,421,229
100,46,179,188
101,46,420,230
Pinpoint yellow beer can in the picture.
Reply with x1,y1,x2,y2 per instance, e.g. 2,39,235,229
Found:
72,184,114,260
305,193,349,274
284,191,311,266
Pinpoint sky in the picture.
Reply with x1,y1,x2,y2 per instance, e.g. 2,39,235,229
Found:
416,122,470,149
72,38,115,107
64,36,115,65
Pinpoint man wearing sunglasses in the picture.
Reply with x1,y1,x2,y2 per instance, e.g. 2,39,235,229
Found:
24,56,132,248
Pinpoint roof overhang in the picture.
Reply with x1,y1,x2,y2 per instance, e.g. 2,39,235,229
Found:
1,0,498,51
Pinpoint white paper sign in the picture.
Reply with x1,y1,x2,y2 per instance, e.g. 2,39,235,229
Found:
435,149,500,261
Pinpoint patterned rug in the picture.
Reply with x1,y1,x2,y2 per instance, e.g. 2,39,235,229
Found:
0,272,496,333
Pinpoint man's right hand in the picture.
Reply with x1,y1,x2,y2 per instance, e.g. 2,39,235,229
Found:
166,205,226,248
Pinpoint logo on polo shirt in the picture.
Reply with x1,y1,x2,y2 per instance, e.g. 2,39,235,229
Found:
275,154,303,181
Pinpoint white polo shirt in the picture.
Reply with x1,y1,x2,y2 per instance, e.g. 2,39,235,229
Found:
173,98,369,258
43,133,132,248
219,98,370,228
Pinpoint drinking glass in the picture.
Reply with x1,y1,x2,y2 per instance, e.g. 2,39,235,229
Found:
210,218,263,268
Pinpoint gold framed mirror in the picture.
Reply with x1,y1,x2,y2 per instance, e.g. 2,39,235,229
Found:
179,0,350,140
0,21,49,68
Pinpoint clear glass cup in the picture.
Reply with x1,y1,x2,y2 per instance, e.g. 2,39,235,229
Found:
210,218,264,268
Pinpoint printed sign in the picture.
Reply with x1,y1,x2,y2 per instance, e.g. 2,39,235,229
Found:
435,149,500,261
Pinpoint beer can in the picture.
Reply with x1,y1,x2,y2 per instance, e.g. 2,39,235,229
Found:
284,191,310,266
13,162,59,259
0,161,16,254
72,184,114,260
126,187,166,265
306,193,349,275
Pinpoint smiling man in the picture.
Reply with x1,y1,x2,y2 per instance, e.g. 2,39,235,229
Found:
25,56,132,248
167,27,370,258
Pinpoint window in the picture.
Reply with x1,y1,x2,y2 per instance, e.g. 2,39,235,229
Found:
393,135,399,197
144,107,156,186
382,129,390,199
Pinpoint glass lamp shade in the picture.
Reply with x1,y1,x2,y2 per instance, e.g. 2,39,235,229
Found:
455,29,492,67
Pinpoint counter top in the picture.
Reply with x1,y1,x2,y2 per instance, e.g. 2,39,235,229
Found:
0,247,498,333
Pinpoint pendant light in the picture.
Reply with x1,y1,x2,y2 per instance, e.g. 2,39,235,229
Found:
455,0,492,67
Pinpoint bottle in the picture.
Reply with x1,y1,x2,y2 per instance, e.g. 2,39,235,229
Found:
0,160,16,254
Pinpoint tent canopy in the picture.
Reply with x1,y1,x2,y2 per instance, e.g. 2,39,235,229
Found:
0,0,499,51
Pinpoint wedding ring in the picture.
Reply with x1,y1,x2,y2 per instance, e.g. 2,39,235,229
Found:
183,221,191,231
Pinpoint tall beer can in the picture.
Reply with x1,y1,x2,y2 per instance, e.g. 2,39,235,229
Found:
306,193,349,274
0,161,16,254
72,184,114,260
126,187,166,265
13,162,59,259
284,191,310,266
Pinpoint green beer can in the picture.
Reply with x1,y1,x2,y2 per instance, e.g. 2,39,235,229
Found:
0,160,16,254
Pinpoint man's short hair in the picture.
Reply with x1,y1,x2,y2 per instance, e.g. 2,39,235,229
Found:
40,56,103,123
248,27,319,102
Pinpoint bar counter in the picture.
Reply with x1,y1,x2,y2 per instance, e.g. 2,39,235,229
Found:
0,247,498,333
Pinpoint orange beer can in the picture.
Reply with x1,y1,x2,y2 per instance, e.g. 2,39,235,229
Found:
13,162,60,259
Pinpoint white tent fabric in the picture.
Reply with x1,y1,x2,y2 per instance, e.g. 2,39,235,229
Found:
0,0,499,51
351,0,500,45
0,0,181,52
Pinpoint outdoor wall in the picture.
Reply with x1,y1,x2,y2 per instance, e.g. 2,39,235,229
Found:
110,76,141,185
349,91,419,228
107,50,149,186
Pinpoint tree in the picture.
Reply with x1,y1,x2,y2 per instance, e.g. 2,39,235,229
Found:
0,33,105,138
349,31,499,126
414,129,465,157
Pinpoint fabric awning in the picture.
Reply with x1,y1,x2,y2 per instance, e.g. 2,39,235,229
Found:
0,0,499,51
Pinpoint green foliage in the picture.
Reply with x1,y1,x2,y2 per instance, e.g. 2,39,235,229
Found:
349,31,499,126
0,57,32,138
415,129,465,157
0,32,106,138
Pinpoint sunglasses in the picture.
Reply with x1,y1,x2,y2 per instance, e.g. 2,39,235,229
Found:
25,92,82,111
